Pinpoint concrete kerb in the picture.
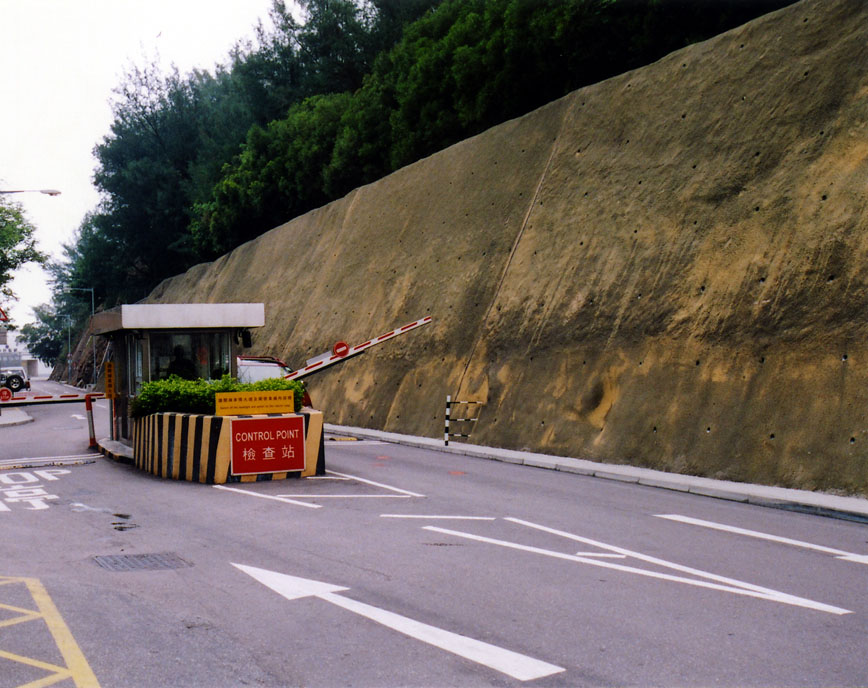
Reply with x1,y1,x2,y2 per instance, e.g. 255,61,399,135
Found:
98,438,134,465
0,408,34,427
324,423,868,522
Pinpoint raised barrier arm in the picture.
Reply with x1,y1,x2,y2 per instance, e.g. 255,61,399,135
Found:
284,316,432,381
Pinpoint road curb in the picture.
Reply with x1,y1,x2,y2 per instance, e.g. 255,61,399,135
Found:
97,438,134,465
324,424,868,523
0,409,34,427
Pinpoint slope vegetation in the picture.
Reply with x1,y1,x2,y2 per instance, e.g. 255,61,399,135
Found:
149,0,868,494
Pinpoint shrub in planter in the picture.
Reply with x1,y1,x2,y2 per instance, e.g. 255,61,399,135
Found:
130,375,306,418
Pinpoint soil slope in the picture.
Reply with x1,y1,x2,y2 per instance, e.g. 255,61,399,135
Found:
149,0,868,495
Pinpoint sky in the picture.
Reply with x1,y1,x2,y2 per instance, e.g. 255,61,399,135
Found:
0,0,292,325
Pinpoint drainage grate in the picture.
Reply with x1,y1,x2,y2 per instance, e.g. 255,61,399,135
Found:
92,552,192,572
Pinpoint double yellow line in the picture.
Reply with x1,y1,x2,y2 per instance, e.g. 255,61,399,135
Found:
0,576,99,687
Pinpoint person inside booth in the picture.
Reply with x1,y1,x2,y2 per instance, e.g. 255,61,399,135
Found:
167,345,197,380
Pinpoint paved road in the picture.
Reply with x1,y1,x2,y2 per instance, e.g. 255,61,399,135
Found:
0,379,111,461
1,397,867,686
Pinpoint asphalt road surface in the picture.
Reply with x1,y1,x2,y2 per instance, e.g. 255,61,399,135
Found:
0,379,111,461
1,384,867,687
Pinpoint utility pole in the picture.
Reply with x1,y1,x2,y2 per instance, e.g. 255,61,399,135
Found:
66,288,96,386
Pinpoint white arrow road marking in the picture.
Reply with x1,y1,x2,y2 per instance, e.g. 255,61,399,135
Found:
423,521,850,615
70,414,86,420
506,517,854,609
657,514,868,565
233,563,564,681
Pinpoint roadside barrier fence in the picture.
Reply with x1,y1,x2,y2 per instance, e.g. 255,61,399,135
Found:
444,395,484,446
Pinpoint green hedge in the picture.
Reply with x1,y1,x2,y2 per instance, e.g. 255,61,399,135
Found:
130,375,306,418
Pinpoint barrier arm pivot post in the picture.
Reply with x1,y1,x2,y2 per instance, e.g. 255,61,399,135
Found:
85,394,97,449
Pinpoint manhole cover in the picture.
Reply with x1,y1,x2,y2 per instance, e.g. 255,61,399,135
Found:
92,552,192,572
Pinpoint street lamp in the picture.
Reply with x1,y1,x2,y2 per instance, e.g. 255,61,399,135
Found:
66,287,96,386
66,316,72,384
0,189,61,196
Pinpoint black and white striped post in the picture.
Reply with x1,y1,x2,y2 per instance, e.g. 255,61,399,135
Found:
445,395,483,446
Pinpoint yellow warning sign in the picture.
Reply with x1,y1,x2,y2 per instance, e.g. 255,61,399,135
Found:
104,361,116,400
0,575,100,687
215,391,295,416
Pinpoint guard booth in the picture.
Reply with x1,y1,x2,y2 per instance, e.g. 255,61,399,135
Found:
92,303,264,440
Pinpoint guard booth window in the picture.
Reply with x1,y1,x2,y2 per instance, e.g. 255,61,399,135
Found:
127,335,144,395
148,332,231,382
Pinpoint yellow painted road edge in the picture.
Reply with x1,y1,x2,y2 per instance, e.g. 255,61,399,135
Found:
2,577,101,688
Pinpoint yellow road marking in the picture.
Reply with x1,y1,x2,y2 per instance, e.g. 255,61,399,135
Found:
0,600,42,629
0,575,100,688
0,648,71,681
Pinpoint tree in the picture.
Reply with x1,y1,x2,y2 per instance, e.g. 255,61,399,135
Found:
192,92,353,256
0,197,45,314
69,0,797,309
18,305,63,367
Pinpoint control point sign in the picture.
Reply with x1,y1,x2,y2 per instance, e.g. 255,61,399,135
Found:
230,415,306,476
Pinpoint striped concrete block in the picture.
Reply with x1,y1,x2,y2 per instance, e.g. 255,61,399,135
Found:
133,410,325,484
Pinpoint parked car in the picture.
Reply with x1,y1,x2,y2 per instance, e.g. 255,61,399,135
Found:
236,355,292,383
236,356,311,407
0,366,30,392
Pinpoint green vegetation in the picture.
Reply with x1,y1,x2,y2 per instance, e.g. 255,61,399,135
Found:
0,198,45,305
18,305,63,366
129,375,306,418
34,0,793,357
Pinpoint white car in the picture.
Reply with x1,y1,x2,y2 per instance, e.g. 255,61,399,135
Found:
236,356,293,383
236,356,312,407
1,366,30,392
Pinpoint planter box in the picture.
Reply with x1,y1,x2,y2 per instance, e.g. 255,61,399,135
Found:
132,410,325,484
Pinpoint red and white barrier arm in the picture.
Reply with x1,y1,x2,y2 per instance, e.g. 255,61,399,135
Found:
285,316,432,381
0,393,105,407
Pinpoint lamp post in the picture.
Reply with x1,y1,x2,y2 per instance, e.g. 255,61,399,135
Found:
0,189,61,196
66,316,72,384
66,288,96,386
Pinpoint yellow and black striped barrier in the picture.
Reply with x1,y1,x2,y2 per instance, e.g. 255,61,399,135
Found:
133,410,325,484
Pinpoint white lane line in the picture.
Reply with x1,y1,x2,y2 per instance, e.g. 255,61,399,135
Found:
234,563,565,681
326,440,386,446
423,524,850,616
327,470,425,497
0,454,95,465
277,494,412,499
213,484,322,508
381,515,497,520
574,552,627,559
656,514,868,564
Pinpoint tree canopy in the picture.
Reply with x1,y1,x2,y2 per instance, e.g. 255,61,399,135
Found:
0,197,45,304
38,0,793,353
18,305,63,366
